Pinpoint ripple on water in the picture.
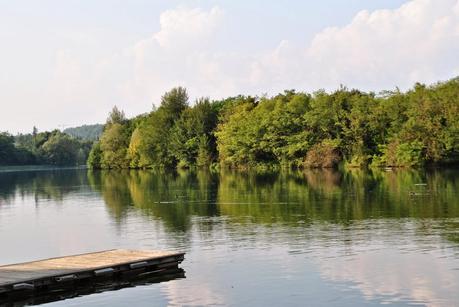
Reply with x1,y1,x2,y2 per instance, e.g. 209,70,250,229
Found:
1,168,459,306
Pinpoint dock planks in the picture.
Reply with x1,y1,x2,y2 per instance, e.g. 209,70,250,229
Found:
0,249,185,300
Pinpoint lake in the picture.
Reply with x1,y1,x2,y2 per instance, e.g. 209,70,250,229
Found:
0,167,458,306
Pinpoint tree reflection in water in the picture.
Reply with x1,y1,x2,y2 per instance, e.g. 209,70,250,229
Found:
2,167,459,305
86,168,459,245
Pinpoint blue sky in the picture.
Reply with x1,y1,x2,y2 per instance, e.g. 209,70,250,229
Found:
1,0,458,133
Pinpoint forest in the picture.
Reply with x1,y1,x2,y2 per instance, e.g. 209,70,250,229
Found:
0,129,92,166
1,78,458,169
87,77,459,170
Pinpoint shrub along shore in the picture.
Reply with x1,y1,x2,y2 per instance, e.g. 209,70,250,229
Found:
88,78,459,170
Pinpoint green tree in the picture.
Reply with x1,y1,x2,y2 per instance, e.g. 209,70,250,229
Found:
134,87,189,168
83,77,459,170
215,92,312,168
106,106,126,125
0,132,17,165
87,141,103,168
97,106,132,169
100,123,130,168
40,133,81,166
170,98,218,167
160,86,189,123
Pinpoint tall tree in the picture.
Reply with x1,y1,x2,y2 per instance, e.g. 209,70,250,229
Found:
133,87,189,168
170,98,218,167
40,133,81,166
98,106,131,169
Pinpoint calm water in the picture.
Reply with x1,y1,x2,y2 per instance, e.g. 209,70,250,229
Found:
1,168,459,306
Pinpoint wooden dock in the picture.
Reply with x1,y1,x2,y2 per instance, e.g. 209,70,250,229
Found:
0,249,185,303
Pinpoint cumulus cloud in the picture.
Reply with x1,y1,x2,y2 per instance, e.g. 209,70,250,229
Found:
118,0,459,106
98,6,232,111
29,0,459,132
153,6,223,49
305,0,459,90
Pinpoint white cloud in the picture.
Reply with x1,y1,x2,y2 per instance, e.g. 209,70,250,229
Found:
6,0,457,132
117,0,459,107
304,0,459,90
93,6,229,111
153,6,223,50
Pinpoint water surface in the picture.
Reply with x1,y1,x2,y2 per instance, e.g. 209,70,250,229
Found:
0,168,458,306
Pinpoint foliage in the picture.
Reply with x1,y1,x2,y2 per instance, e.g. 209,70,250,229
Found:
0,133,16,164
214,92,313,168
90,106,134,169
1,129,90,166
39,133,82,165
129,87,189,168
106,106,127,125
304,139,341,168
170,98,218,167
87,141,102,169
89,77,459,170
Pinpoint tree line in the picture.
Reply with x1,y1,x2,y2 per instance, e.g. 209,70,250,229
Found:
88,77,459,169
0,128,92,166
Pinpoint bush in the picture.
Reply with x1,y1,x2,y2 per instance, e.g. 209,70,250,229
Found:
373,140,424,167
304,140,341,168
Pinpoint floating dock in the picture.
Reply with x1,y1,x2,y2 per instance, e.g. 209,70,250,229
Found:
0,249,185,304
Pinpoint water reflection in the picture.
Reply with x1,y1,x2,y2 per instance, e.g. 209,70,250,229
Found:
88,168,459,305
88,168,459,236
0,268,185,306
0,168,89,204
1,168,459,306
88,170,222,232
317,237,459,305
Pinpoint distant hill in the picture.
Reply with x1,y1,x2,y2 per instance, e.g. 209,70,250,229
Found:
64,124,103,141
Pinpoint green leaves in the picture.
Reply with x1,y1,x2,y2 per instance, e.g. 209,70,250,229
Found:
89,78,459,170
1,129,91,166
0,132,21,165
87,142,102,169
215,92,311,168
169,98,218,167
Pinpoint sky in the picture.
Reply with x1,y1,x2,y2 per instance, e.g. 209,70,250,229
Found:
1,0,458,134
